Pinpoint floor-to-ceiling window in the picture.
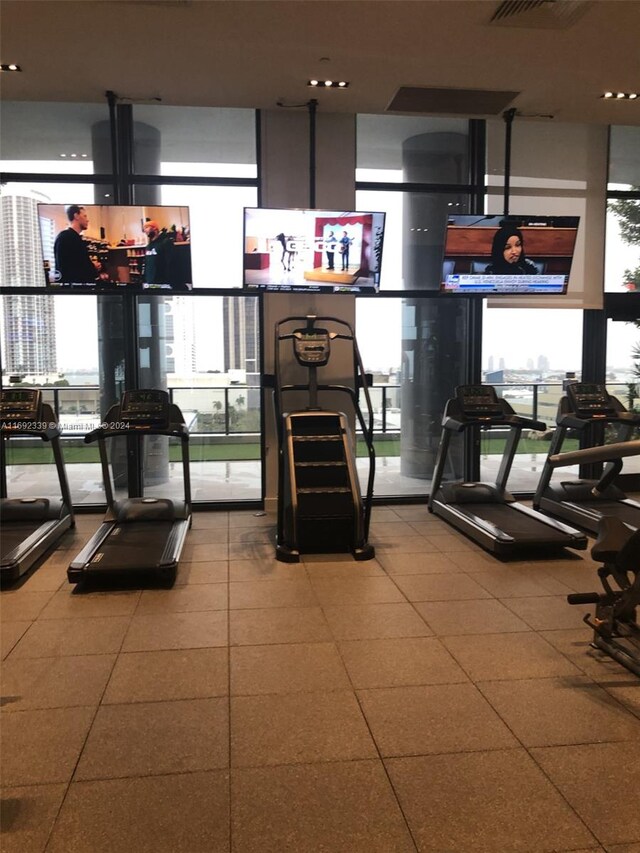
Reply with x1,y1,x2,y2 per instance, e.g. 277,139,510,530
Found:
355,115,481,499
605,126,640,481
476,120,611,491
0,101,261,507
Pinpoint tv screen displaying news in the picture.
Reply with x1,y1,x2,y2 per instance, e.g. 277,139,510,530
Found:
440,215,580,295
243,207,386,293
38,204,192,291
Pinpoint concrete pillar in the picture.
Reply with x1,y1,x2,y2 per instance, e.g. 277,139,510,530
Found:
400,132,468,479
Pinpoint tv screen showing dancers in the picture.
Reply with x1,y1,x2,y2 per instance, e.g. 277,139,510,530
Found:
243,207,386,294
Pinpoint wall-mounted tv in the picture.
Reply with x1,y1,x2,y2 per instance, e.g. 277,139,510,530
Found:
38,204,192,291
243,207,386,294
440,215,580,295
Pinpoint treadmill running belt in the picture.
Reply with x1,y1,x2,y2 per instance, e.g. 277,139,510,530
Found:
461,504,575,542
1,522,43,560
579,500,640,529
89,522,175,570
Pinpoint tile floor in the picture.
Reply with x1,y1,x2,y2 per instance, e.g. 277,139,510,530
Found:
1,507,639,853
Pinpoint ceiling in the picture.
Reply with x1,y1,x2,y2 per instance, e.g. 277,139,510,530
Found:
1,0,640,126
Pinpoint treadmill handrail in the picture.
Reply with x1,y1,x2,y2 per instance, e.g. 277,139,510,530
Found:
443,412,546,432
548,439,640,469
557,411,640,429
85,423,189,443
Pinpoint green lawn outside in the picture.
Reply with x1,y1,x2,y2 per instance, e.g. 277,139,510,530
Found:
4,435,577,464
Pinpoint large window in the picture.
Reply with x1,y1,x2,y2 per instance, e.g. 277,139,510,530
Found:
134,184,257,289
355,117,476,498
1,293,107,505
138,294,262,503
605,126,640,294
357,115,473,292
0,101,109,175
1,103,261,508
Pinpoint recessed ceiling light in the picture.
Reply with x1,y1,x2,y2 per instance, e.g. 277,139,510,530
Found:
601,91,638,100
307,79,350,89
0,63,22,72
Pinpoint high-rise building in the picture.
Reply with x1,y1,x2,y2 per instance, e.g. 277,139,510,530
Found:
223,296,258,374
0,191,57,375
164,296,197,375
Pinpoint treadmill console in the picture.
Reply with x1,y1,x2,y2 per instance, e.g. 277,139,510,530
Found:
293,329,331,367
120,390,170,426
0,388,42,425
565,383,615,418
456,385,503,417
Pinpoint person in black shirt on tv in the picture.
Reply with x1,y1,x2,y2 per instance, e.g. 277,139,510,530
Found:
485,225,539,275
142,220,178,287
53,205,99,284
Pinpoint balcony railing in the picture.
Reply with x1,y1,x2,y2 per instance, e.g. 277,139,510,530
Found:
5,380,639,441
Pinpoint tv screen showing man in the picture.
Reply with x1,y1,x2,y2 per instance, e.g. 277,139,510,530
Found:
38,204,192,290
53,205,102,284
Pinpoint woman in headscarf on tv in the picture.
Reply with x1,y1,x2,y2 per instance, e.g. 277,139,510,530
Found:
485,224,539,275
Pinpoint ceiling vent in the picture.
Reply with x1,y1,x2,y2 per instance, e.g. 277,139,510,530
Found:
386,87,519,116
489,0,591,29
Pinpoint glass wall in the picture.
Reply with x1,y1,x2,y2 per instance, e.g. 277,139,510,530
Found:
481,304,583,489
133,183,257,289
138,294,261,503
355,116,477,498
1,293,106,504
605,126,640,294
1,102,260,508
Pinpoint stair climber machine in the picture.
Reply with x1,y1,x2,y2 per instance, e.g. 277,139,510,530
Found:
1,388,75,581
272,315,376,563
428,384,588,557
543,437,640,676
67,389,191,586
533,382,640,534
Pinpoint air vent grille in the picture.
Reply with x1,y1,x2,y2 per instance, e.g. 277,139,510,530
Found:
386,87,519,116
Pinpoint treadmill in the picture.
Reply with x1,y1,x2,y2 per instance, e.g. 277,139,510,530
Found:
68,389,191,586
533,382,640,533
428,384,588,557
1,388,75,581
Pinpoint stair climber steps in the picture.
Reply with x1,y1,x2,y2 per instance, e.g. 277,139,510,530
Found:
294,462,350,489
291,415,343,436
296,489,356,518
293,438,347,464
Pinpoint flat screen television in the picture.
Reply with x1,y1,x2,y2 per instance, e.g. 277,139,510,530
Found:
440,214,580,295
38,204,192,291
243,207,386,293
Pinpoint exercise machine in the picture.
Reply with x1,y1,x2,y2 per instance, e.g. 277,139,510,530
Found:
67,389,191,585
428,384,588,556
548,438,640,676
1,388,75,581
568,516,639,677
272,315,375,562
533,382,640,533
